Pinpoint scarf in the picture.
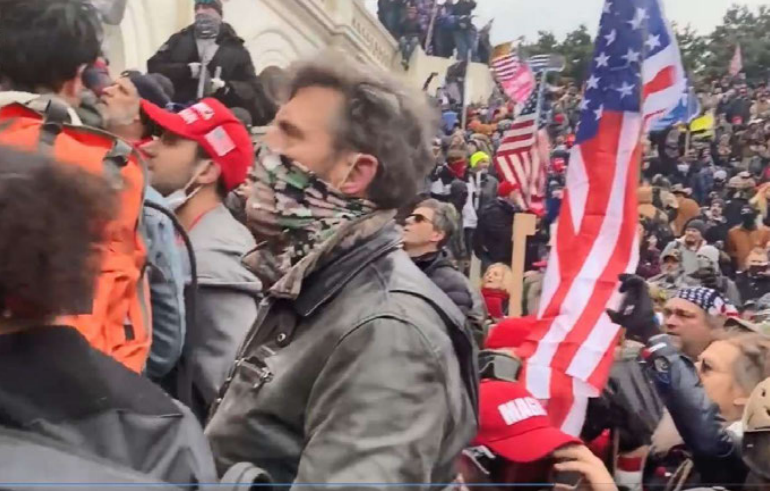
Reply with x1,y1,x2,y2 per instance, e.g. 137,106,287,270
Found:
246,147,378,286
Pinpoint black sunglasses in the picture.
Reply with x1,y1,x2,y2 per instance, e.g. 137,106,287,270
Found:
407,213,434,225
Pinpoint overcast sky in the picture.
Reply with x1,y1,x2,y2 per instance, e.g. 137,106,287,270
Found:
364,0,770,44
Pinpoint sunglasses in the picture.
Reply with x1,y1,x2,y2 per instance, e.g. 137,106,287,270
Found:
407,213,433,225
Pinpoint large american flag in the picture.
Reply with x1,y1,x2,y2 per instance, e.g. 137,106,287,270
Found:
494,75,550,215
519,0,685,435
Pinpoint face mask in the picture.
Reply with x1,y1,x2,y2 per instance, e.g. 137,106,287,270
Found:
677,163,690,174
749,265,768,277
248,146,377,267
165,162,212,212
194,11,222,39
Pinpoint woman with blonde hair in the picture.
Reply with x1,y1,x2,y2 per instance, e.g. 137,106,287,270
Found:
481,263,513,320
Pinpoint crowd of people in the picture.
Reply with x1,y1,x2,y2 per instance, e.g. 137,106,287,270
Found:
2,0,770,490
376,0,491,69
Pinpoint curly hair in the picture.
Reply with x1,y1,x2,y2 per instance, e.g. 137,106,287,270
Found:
0,147,115,322
285,50,439,209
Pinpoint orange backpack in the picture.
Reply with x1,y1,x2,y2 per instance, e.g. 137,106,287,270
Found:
0,100,151,373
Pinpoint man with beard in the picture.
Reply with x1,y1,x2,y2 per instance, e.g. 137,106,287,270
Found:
147,0,274,125
662,220,708,275
727,205,770,272
648,249,686,295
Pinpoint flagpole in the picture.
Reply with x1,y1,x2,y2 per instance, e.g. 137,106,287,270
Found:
461,49,472,130
424,0,439,55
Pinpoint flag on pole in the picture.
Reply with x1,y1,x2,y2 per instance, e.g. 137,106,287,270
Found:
528,54,567,73
519,0,685,435
494,74,550,216
491,43,536,105
729,44,743,77
650,78,701,132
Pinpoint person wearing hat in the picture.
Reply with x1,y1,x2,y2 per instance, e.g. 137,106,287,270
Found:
147,0,276,125
141,98,262,420
459,379,616,490
661,219,709,276
671,184,700,236
681,244,742,307
607,277,761,489
727,204,770,272
648,246,686,295
474,180,525,271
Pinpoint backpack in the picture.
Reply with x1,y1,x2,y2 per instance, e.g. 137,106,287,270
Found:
0,99,151,373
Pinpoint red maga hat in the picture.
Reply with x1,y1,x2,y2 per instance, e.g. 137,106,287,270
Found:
141,98,254,192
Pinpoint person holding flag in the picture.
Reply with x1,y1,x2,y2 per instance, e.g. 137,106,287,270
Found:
519,0,686,437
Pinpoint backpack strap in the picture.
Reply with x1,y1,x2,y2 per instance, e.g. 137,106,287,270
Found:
102,139,133,191
39,99,70,152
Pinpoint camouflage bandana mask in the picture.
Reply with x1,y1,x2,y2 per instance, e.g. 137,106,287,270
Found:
249,146,377,269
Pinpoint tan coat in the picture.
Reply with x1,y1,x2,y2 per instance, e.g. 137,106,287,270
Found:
726,225,770,271
673,195,700,236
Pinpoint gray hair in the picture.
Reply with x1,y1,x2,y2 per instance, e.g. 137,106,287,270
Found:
722,333,770,395
416,198,457,248
285,51,439,209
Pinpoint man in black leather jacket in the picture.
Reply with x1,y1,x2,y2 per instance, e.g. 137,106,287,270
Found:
205,52,478,487
608,279,747,489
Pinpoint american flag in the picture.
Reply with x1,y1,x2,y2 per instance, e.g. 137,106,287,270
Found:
519,0,685,435
729,44,743,77
491,46,536,104
494,74,550,215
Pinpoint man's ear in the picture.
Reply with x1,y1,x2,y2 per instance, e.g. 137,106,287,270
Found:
431,230,446,246
734,396,749,408
339,154,379,198
197,160,222,186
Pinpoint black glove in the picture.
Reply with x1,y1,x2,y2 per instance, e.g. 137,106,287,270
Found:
606,274,661,343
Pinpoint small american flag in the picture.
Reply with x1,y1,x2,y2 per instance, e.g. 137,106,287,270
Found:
494,74,550,215
519,0,685,435
729,44,743,77
491,45,535,104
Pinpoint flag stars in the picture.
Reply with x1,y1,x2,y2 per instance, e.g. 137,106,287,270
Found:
623,48,641,64
616,82,635,99
629,7,648,30
595,52,610,68
603,1,612,14
646,34,661,51
580,98,591,111
604,29,617,46
594,105,604,120
586,74,600,90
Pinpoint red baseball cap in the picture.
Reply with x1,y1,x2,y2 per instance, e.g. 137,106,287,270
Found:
486,316,536,350
474,380,580,463
498,180,521,198
141,98,254,192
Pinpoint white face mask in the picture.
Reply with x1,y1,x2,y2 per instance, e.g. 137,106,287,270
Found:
165,162,212,212
677,163,690,174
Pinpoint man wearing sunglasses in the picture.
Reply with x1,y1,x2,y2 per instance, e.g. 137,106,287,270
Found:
404,199,476,319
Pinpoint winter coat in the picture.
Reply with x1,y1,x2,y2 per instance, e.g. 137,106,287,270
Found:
474,198,518,265
414,249,488,347
413,250,474,315
147,24,275,125
673,195,701,236
176,204,261,420
726,225,770,272
205,216,478,486
0,326,216,484
735,272,770,303
641,334,747,490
